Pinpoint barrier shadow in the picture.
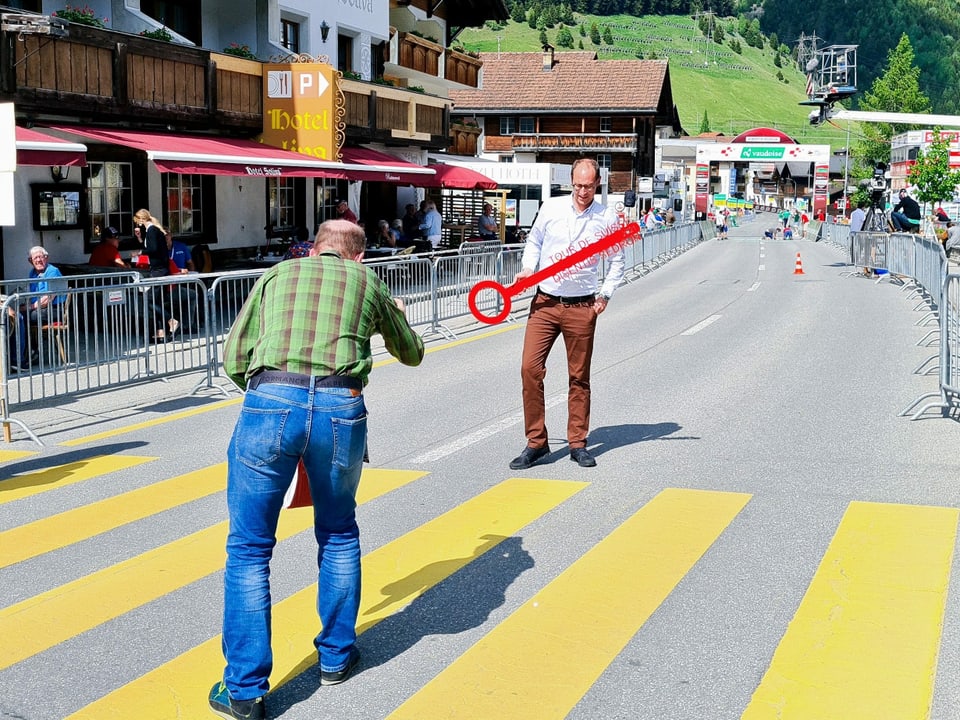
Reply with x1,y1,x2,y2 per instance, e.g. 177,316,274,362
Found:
0,441,151,484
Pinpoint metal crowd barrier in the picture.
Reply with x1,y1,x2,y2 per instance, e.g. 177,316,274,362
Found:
1,221,707,444
821,225,960,419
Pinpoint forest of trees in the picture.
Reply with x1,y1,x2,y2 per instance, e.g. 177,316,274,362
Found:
507,0,738,21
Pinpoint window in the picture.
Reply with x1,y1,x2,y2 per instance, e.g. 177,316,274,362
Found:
280,18,300,54
140,0,201,45
597,154,612,170
87,161,134,242
372,40,387,80
600,116,612,133
499,117,516,135
163,173,214,239
7,0,41,11
267,178,306,233
338,34,353,73
315,179,347,225
519,117,535,133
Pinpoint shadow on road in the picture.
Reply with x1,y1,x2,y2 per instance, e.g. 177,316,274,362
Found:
587,421,698,457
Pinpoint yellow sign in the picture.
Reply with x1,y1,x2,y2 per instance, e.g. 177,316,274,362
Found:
260,63,339,161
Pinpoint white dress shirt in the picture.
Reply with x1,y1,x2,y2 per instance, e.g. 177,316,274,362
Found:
521,194,625,299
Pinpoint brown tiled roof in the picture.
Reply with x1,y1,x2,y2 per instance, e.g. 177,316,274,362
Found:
450,51,668,112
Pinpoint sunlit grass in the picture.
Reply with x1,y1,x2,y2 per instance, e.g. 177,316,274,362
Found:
458,13,855,150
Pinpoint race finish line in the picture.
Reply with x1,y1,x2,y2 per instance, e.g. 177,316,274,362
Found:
467,221,642,324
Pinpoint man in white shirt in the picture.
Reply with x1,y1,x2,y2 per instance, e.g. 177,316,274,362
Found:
849,201,867,233
509,158,626,470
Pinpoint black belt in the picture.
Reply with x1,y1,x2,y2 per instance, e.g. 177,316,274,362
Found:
537,289,596,305
248,371,362,392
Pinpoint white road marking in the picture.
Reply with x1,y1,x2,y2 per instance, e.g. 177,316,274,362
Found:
747,282,760,292
758,264,765,271
681,314,722,336
410,395,567,463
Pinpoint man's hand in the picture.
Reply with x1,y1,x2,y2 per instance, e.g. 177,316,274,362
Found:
514,268,534,283
593,296,608,315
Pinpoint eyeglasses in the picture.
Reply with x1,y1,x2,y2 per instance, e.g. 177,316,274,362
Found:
572,183,596,192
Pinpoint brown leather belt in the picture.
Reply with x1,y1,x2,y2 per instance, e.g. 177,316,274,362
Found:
537,289,596,305
248,371,362,392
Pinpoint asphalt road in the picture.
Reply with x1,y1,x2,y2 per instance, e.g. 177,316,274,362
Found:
2,215,960,720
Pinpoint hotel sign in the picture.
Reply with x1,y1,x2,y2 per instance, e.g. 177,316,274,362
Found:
261,62,339,161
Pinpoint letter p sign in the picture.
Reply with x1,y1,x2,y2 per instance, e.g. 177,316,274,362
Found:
299,72,329,98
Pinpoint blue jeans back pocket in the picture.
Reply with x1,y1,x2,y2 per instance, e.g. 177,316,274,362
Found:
234,406,290,468
331,415,367,470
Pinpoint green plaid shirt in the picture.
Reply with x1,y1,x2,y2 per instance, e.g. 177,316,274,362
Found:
223,252,424,389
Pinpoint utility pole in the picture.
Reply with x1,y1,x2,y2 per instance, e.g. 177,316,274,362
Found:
692,9,715,67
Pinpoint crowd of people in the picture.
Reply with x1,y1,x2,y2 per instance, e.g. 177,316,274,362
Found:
328,197,498,254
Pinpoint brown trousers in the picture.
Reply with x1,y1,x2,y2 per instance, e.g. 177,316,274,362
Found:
520,293,597,449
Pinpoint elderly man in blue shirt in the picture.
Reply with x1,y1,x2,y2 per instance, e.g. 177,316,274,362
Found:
8,246,66,370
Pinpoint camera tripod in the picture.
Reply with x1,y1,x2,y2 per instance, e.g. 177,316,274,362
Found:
862,202,890,232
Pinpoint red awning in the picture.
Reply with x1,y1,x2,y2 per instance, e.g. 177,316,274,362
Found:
45,127,435,181
421,162,497,190
338,146,435,184
15,127,87,167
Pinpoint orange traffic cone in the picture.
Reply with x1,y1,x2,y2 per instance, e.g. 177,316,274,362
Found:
793,252,805,275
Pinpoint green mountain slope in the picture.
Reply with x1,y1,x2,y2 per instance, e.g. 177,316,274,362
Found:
457,14,851,149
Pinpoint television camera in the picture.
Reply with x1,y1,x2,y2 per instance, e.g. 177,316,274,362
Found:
859,164,889,208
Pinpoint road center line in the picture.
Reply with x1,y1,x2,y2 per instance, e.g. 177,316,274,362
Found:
410,394,566,463
681,314,722,336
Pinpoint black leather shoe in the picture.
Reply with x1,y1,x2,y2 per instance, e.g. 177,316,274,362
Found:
509,445,550,470
570,447,597,467
320,648,361,686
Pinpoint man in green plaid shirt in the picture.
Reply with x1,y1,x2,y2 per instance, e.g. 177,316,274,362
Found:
211,220,423,720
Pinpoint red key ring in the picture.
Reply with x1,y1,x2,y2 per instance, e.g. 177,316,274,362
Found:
467,222,641,324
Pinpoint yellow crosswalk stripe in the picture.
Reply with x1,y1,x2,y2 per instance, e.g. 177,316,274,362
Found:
389,487,752,720
741,501,959,720
0,449,36,463
0,455,157,505
66,477,587,719
0,463,227,568
0,468,426,671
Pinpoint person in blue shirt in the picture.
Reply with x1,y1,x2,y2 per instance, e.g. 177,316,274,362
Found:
7,246,66,370
166,231,195,272
418,200,443,249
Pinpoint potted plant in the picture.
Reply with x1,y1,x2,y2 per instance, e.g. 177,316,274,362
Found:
140,26,173,42
222,43,257,60
51,4,108,28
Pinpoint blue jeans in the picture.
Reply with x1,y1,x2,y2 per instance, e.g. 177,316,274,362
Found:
221,380,367,701
891,212,919,231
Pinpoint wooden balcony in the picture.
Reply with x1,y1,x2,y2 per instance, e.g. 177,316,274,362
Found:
449,121,481,155
511,133,638,152
483,136,513,153
397,32,443,78
445,49,481,88
340,77,450,148
0,21,262,131
0,21,452,149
